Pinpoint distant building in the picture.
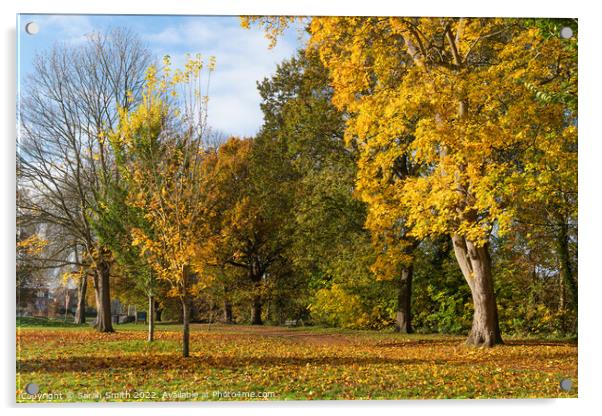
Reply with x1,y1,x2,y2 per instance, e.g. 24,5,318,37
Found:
17,287,50,317
17,286,77,318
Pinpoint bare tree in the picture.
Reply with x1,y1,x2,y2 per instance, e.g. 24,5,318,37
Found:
18,28,152,332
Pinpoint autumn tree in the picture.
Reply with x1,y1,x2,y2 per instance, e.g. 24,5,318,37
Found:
254,50,394,327
18,28,152,332
244,17,577,346
109,55,216,356
92,177,165,341
316,17,580,346
508,19,578,333
204,136,295,325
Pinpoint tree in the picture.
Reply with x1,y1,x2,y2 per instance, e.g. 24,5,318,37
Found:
92,178,162,341
254,50,392,328
245,17,577,346
110,55,216,356
312,19,570,346
507,19,578,333
71,244,92,324
204,137,295,325
18,28,152,332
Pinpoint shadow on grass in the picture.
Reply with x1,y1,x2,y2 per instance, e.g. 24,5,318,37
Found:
18,354,431,373
504,339,578,347
377,339,460,348
17,349,576,374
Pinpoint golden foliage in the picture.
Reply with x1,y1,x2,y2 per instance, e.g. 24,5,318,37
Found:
306,18,577,246
17,234,48,256
109,55,217,299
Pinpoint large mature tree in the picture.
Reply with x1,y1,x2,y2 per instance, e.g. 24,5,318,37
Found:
314,17,577,346
254,50,387,327
18,28,152,332
244,17,577,346
205,136,295,325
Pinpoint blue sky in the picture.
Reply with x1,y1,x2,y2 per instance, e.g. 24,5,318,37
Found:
17,14,305,137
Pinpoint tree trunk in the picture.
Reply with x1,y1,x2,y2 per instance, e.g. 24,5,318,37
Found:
180,265,191,357
224,300,233,324
557,219,577,334
148,295,155,342
557,220,577,307
74,279,86,323
249,266,263,325
395,265,414,333
154,301,163,322
559,276,566,313
452,235,502,347
93,260,114,332
73,244,87,324
251,294,263,325
181,296,190,357
64,289,70,321
74,275,87,324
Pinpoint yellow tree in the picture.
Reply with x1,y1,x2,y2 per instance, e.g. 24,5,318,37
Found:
203,137,295,325
109,55,216,357
245,17,577,346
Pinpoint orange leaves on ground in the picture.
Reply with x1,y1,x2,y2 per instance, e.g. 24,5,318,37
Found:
17,325,577,402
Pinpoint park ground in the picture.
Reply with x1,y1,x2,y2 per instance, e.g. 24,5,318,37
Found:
16,318,577,402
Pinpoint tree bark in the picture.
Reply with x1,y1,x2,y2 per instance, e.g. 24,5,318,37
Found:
93,260,114,332
181,265,191,357
181,296,190,357
452,235,502,347
224,300,233,324
559,276,566,313
249,266,263,325
148,295,155,342
395,265,414,333
74,275,87,324
251,294,263,325
557,220,577,307
154,302,163,322
64,289,70,321
557,219,577,334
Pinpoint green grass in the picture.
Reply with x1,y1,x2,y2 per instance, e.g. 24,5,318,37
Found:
16,320,578,402
16,316,89,328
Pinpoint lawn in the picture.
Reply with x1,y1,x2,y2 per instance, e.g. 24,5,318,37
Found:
16,319,578,402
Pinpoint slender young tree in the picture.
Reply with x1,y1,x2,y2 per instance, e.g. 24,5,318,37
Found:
111,55,217,356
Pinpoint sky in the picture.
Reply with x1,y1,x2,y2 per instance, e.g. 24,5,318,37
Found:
17,14,306,137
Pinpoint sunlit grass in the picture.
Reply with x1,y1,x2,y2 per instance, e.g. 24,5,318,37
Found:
16,320,577,402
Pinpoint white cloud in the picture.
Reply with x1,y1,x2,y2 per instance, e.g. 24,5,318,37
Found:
143,17,300,137
35,15,95,44
23,15,302,138
142,27,183,45
208,94,264,139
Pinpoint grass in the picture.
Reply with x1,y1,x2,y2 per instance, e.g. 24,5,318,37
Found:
16,316,90,328
16,318,578,402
